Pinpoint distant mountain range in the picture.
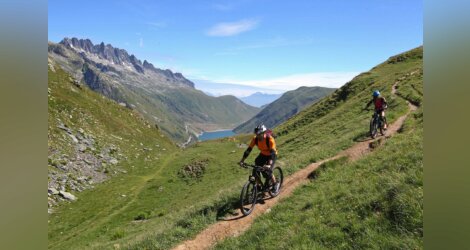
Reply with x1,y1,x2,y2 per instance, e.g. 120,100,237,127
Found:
48,38,259,143
234,86,336,133
240,92,282,108
193,79,284,100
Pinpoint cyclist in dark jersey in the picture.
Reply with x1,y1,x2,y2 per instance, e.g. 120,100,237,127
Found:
239,124,280,192
365,90,388,129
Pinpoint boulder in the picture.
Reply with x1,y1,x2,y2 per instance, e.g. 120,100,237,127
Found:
68,134,79,143
59,191,76,201
78,144,87,152
57,123,72,134
48,187,59,195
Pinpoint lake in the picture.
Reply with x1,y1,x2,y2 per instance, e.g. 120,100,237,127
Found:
198,130,235,141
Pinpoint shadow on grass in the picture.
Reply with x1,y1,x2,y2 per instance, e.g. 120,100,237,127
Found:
217,192,276,221
216,196,241,221
353,131,374,142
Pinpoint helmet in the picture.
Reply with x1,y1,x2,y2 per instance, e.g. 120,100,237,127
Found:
254,124,267,135
373,90,380,97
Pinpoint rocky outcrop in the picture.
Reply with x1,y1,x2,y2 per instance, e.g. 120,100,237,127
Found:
48,121,126,212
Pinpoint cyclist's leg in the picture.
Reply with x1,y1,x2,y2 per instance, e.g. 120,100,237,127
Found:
381,110,388,129
268,155,277,184
377,109,385,128
254,154,266,187
256,154,271,187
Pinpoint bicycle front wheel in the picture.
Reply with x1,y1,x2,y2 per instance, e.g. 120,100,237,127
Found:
370,118,378,139
240,181,257,216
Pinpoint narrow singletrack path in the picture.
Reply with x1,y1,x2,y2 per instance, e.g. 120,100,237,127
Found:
173,86,419,250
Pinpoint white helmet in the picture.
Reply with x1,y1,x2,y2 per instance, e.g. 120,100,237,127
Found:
254,124,267,135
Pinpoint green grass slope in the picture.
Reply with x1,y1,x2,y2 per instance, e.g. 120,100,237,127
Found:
234,86,336,134
216,107,423,249
48,63,263,249
48,60,177,200
214,46,423,249
273,47,423,173
126,46,423,249
48,47,422,249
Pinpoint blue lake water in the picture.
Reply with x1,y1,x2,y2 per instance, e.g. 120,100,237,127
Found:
198,130,235,141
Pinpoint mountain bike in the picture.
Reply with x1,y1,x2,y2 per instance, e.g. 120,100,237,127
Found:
239,162,283,216
369,110,386,138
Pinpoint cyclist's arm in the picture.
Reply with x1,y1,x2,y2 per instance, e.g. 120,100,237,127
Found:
241,147,252,162
241,137,256,162
365,99,373,109
268,137,277,167
382,97,388,108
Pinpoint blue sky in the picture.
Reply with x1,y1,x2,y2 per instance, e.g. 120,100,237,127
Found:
49,0,422,96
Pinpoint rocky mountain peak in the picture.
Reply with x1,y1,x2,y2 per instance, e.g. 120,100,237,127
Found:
58,37,195,88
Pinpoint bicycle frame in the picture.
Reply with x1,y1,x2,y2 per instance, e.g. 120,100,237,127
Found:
370,110,386,138
243,164,270,191
373,110,385,128
239,162,283,215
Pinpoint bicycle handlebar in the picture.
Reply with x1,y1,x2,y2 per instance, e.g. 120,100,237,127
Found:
239,162,266,171
240,162,255,168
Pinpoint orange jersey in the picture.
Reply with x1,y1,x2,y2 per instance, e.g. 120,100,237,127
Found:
249,134,277,156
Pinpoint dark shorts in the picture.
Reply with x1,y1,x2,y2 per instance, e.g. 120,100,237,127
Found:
255,154,272,166
254,154,274,179
375,109,386,118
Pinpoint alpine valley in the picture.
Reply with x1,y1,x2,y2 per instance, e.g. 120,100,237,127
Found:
48,38,260,145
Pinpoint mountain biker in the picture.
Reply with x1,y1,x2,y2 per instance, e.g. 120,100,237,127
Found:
239,124,280,192
364,90,388,129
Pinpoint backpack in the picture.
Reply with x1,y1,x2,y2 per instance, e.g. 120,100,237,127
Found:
254,129,276,149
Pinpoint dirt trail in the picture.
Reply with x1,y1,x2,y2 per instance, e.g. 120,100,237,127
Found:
173,87,418,250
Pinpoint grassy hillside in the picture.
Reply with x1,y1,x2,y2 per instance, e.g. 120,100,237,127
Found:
48,63,263,249
216,106,423,249
214,47,423,248
273,47,423,174
48,47,422,249
234,86,335,133
126,47,423,249
48,60,177,208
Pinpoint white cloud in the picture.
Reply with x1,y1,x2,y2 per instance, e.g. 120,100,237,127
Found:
147,21,166,28
139,38,144,47
213,51,238,56
215,72,360,91
214,37,315,56
212,3,233,11
207,19,259,37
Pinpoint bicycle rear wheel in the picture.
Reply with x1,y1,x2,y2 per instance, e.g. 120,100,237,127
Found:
240,181,257,216
268,167,284,197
